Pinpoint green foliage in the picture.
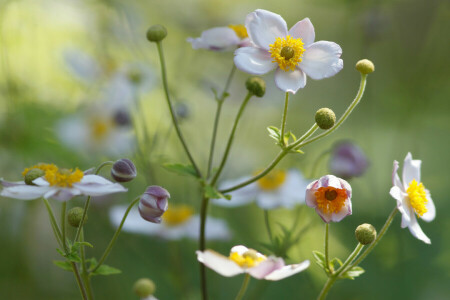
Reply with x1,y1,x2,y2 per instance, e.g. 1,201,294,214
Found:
340,266,365,280
163,163,197,177
53,260,73,272
203,184,231,200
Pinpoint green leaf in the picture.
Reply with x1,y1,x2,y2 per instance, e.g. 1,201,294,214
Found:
267,126,281,141
163,163,197,177
312,251,327,269
91,264,121,276
340,266,365,280
204,184,231,200
75,241,93,248
53,260,73,272
330,257,343,272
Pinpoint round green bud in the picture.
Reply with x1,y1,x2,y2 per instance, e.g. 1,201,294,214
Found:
245,76,266,97
67,207,86,228
24,169,45,185
315,108,336,130
355,223,377,245
355,59,375,74
133,278,156,297
146,25,167,42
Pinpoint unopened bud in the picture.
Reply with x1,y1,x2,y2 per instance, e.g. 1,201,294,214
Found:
68,207,86,228
175,102,190,120
315,108,336,130
355,59,375,74
113,110,132,127
146,25,167,42
111,159,137,182
133,278,156,297
24,169,45,185
246,77,266,97
355,223,377,245
139,186,170,223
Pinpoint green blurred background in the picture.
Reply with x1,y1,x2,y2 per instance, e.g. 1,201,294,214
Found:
0,0,449,299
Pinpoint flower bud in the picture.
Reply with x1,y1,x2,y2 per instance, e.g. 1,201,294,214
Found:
111,159,137,182
24,169,45,185
315,108,336,130
329,141,369,179
133,278,156,297
68,207,86,228
175,102,190,120
355,223,377,245
146,25,167,42
355,59,375,74
138,186,170,223
113,110,132,127
245,77,266,97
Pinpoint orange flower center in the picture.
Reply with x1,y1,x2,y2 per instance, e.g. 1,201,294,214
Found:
314,187,347,214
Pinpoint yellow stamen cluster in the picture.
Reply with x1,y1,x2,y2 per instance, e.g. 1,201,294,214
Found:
162,205,194,226
91,119,111,140
22,163,58,177
269,35,305,71
23,164,84,187
406,180,428,217
228,24,248,39
256,170,287,190
315,187,347,214
229,249,266,268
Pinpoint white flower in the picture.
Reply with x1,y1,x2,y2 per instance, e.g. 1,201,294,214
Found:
389,153,435,244
234,9,343,94
196,245,310,280
213,169,308,210
63,48,102,84
187,25,250,51
109,204,231,241
1,164,127,202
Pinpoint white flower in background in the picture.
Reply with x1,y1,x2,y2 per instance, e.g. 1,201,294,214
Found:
196,245,310,280
187,25,250,51
213,169,308,209
234,9,343,94
389,153,435,244
0,163,126,201
110,204,231,241
63,48,103,84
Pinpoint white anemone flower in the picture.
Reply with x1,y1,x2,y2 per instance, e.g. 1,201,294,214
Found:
389,153,435,244
0,164,127,202
234,9,343,94
109,204,231,241
213,169,308,209
196,245,310,280
187,25,250,51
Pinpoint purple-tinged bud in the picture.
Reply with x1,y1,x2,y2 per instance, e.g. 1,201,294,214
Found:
329,141,369,179
111,159,137,182
138,186,170,223
113,110,132,127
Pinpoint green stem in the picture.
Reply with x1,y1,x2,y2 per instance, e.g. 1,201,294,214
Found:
61,202,67,250
235,274,251,300
70,262,89,300
199,196,210,300
309,149,332,178
317,276,336,300
94,161,114,175
155,41,202,178
75,196,91,242
89,196,140,273
280,92,289,146
264,210,273,243
80,230,94,300
324,223,330,273
43,198,63,248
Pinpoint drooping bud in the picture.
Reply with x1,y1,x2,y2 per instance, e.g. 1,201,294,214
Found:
146,25,167,42
315,108,336,130
68,207,86,228
246,77,266,97
133,278,156,298
329,141,369,179
138,186,170,223
24,169,45,185
111,159,137,182
355,223,377,245
355,59,375,74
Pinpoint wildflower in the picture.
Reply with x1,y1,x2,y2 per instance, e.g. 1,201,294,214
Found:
187,25,250,51
138,186,170,224
329,141,369,179
234,9,343,94
305,175,352,223
213,169,308,209
389,153,435,244
111,159,137,182
196,245,310,280
0,163,126,201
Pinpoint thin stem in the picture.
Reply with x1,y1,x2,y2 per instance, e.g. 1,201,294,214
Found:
207,100,224,179
280,92,289,146
89,196,140,273
61,202,67,250
43,198,63,247
94,161,114,175
221,65,237,100
155,41,202,178
71,262,89,300
199,196,210,300
264,210,273,242
309,149,332,178
80,230,94,300
324,223,330,273
317,276,336,300
235,274,251,300
75,196,91,242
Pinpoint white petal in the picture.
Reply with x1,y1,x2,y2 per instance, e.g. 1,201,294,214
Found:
32,177,50,186
305,180,319,207
277,169,308,207
390,186,410,225
45,188,82,201
63,48,102,82
274,68,306,94
288,18,315,46
407,213,431,244
73,175,127,196
110,206,161,235
56,117,90,151
392,160,404,191
256,192,283,210
187,27,240,51
248,256,285,279
196,250,244,277
264,260,310,281
402,152,421,186
80,175,114,185
421,190,435,222
234,47,275,75
299,41,343,80
230,245,249,255
245,9,288,50
316,208,332,223
330,199,352,222
0,185,49,200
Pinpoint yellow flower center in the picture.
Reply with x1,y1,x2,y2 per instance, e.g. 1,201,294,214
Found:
228,24,248,39
229,249,266,268
269,35,305,71
23,164,84,187
406,180,428,217
91,119,112,140
22,163,58,177
256,170,287,190
162,205,194,226
315,187,347,214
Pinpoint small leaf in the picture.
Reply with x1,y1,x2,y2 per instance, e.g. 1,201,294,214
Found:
330,257,343,271
53,260,73,272
163,163,197,177
267,126,281,141
65,252,81,263
312,251,327,269
341,266,365,280
91,264,121,276
75,241,93,248
204,184,231,200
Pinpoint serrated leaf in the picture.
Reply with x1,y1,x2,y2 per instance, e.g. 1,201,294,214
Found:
163,163,197,177
65,252,81,263
312,251,327,269
53,260,73,271
267,126,281,141
91,264,121,276
204,184,231,200
340,266,365,280
56,248,65,257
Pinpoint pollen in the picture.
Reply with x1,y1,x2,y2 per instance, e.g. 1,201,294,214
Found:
315,187,347,214
269,35,305,71
22,163,58,177
229,249,266,268
162,205,194,226
406,180,428,217
45,168,84,187
228,24,248,39
256,170,287,190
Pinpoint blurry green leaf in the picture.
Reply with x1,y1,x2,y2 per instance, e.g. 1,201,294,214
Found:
91,264,121,276
163,163,197,177
340,266,365,280
204,184,231,200
53,260,73,272
330,257,343,272
312,251,328,272
267,126,281,142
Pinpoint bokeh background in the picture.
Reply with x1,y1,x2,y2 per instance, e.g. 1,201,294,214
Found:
0,0,449,299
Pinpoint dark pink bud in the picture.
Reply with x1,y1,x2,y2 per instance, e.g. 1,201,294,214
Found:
111,159,137,182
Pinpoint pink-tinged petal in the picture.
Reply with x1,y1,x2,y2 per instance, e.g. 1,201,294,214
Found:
80,175,114,185
316,208,332,223
196,250,244,277
264,260,310,281
213,177,258,207
288,18,315,46
110,206,161,236
299,41,343,80
277,169,308,206
187,27,240,51
247,256,285,279
73,182,127,196
0,179,26,187
0,185,50,200
305,180,319,207
234,47,275,75
390,186,410,226
245,9,288,50
338,178,352,199
421,190,435,222
318,175,342,189
274,68,306,94
45,188,82,202
402,152,421,187
392,160,404,191
330,199,352,222
407,213,431,244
